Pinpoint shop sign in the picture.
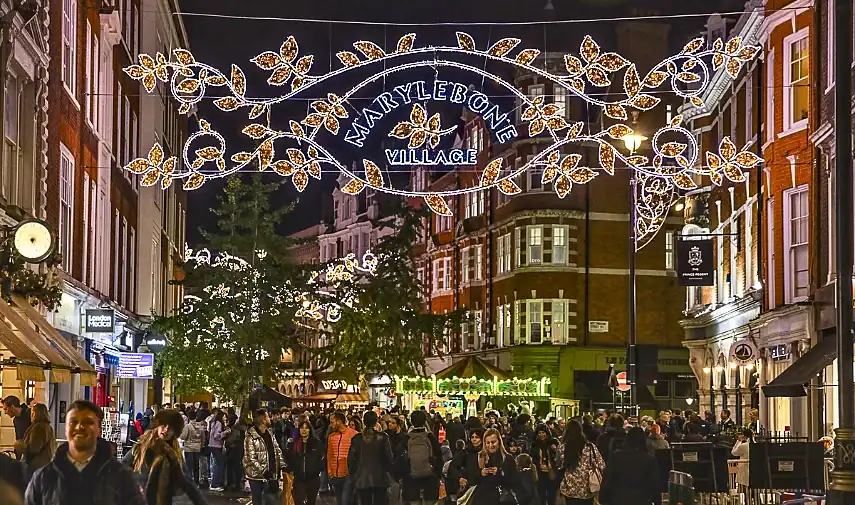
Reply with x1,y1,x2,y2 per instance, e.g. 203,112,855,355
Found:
677,238,715,286
770,344,790,361
322,380,359,392
86,309,115,333
144,333,168,353
116,353,154,379
729,339,758,366
588,321,609,333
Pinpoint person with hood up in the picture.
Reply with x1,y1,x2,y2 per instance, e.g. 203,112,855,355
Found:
599,427,659,505
594,415,626,464
348,411,393,505
530,424,558,505
26,400,146,505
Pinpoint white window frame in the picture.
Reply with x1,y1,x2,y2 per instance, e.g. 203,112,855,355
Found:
745,203,753,289
503,233,512,273
4,76,20,201
665,230,675,270
114,211,120,298
59,144,75,273
554,86,568,118
766,49,775,143
782,28,809,134
433,258,445,292
62,0,77,97
551,300,567,344
552,225,568,265
120,218,128,305
81,172,89,285
527,154,544,192
731,216,740,297
89,179,97,286
473,244,482,280
444,257,451,290
767,197,776,309
85,21,92,121
527,300,543,344
497,233,506,274
460,247,470,284
528,226,543,264
745,72,753,142
783,185,809,303
717,236,726,303
151,238,159,311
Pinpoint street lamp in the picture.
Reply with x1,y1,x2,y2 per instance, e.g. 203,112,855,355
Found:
622,134,648,154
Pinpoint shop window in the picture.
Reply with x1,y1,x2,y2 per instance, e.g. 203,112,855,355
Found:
654,380,671,398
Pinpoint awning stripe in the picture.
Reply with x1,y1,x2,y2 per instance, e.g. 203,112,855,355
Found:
0,315,44,365
12,296,97,374
0,298,75,374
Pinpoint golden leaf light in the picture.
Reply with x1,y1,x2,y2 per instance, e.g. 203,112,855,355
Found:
122,30,762,250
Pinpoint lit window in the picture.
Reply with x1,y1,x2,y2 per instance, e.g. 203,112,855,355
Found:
528,227,542,264
473,245,482,280
553,226,567,264
785,32,809,130
665,231,675,270
528,301,542,343
554,86,568,118
551,301,566,344
59,145,75,273
461,248,470,283
785,186,809,302
62,0,77,95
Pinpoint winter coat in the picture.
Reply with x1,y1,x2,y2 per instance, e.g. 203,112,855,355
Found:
731,440,750,486
646,434,670,455
448,444,482,493
26,439,146,505
445,421,466,452
595,428,625,464
180,421,206,453
385,430,408,481
558,443,605,499
469,452,518,505
327,427,358,478
20,421,55,478
348,431,393,490
0,451,25,502
530,437,559,480
515,469,540,505
208,421,227,449
225,423,246,453
599,448,659,505
244,425,282,481
122,438,187,505
285,436,324,482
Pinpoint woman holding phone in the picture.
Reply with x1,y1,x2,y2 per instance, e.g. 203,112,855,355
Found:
469,428,517,505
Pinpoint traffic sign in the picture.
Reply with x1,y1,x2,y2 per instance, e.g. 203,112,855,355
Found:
616,371,631,392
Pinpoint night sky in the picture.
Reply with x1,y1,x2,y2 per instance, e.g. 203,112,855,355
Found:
177,0,748,245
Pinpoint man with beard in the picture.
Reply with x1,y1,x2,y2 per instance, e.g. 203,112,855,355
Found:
25,400,146,505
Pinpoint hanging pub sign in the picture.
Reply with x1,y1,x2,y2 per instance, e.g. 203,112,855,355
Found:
144,333,168,353
729,338,758,366
677,237,715,286
85,309,115,333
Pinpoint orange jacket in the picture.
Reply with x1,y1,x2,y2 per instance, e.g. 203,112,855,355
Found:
327,427,357,478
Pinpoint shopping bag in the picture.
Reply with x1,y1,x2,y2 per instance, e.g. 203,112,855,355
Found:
282,473,295,505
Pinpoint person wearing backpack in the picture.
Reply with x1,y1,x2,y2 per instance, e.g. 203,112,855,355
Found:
403,410,442,505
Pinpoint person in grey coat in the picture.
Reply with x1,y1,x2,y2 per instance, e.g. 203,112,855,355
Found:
646,424,670,455
347,411,393,505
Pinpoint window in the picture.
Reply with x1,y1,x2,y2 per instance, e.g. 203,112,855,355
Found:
444,257,451,290
132,5,139,56
473,310,482,349
528,226,542,264
554,86,568,118
784,31,809,131
551,301,566,344
434,258,451,292
665,231,675,270
120,219,128,305
85,22,93,120
766,49,775,142
522,85,545,123
717,235,726,302
62,0,77,96
473,245,482,280
745,73,753,141
553,226,567,264
528,155,543,191
767,197,776,309
528,301,542,343
469,125,484,152
123,96,131,167
465,191,484,219
151,239,159,310
59,145,74,273
89,180,97,286
81,173,89,284
461,248,470,283
497,233,509,274
4,77,19,200
827,0,835,89
497,305,505,347
784,186,809,302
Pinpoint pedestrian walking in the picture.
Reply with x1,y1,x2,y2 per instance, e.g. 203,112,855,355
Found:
348,411,393,505
557,420,605,505
514,454,540,505
599,427,659,505
225,415,247,492
244,408,283,505
19,403,55,480
327,412,357,505
285,420,323,505
179,411,206,485
402,410,442,505
467,428,517,505
207,410,230,491
530,425,558,505
2,397,31,460
25,400,146,505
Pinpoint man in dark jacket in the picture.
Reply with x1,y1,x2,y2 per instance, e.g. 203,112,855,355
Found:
25,399,146,505
2,397,31,460
595,414,626,464
403,410,442,505
0,451,25,504
385,415,408,505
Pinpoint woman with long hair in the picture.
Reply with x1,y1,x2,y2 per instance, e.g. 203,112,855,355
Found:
348,411,393,505
123,410,208,505
557,420,604,505
207,409,230,492
530,424,558,505
19,403,55,479
469,428,517,505
599,427,659,505
287,420,324,505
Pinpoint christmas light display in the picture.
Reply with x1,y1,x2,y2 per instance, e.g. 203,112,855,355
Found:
124,31,761,249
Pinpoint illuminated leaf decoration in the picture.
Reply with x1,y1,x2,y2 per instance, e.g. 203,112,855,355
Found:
480,158,503,186
427,113,441,133
231,65,246,97
541,104,560,117
456,32,476,51
580,35,600,63
681,37,705,54
280,36,299,63
725,36,742,55
529,119,546,136
295,56,314,74
624,64,641,97
599,143,615,175
706,152,724,170
606,124,633,139
307,161,322,179
555,175,572,198
396,33,416,53
287,148,305,166
670,114,684,127
709,170,723,186
691,96,704,107
409,130,428,148
272,160,295,176
214,97,240,111
605,104,627,120
661,142,687,157
249,104,265,119
586,67,610,87
126,158,150,174
516,49,541,65
547,117,568,131
487,38,521,57
341,178,366,195
713,39,724,52
560,154,582,174
566,122,585,139
390,122,414,139
542,165,559,184
569,167,597,184
293,169,309,192
178,103,190,114
425,195,452,216
141,170,160,187
726,59,741,79
713,53,725,70
325,116,340,135
643,71,668,87
498,179,522,195
162,157,176,175
564,55,583,75
569,79,585,93
682,60,698,71
737,46,759,60
252,52,281,70
522,107,538,121
547,151,560,164
292,77,306,91
354,41,385,60
258,139,275,169
232,152,252,163
626,155,648,167
597,53,629,71
363,159,384,188
734,151,761,168
161,177,173,189
142,74,156,92
719,137,737,160
139,54,156,70
676,72,700,83
242,124,268,139
723,163,746,182
290,120,305,138
148,143,164,166
337,51,360,67
196,146,220,160
125,65,146,78
411,104,427,126
302,113,323,128
206,75,226,86
673,172,697,190
632,94,660,110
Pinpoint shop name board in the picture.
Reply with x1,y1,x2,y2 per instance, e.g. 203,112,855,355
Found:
605,357,686,367
322,380,358,392
116,353,154,379
85,309,115,333
588,321,609,333
677,238,715,286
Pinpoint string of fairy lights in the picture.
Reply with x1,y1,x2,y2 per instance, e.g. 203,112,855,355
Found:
123,30,762,250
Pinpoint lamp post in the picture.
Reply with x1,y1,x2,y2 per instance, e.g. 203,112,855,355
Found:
622,133,647,414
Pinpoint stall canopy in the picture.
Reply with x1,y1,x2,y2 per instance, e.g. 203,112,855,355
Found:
335,392,370,405
250,385,292,411
435,356,513,380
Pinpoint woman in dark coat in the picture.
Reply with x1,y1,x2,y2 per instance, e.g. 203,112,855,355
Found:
530,424,558,505
286,420,324,505
468,428,518,505
348,411,393,505
599,427,660,505
19,403,55,479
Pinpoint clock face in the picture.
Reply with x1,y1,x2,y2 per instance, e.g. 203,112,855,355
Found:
13,221,54,262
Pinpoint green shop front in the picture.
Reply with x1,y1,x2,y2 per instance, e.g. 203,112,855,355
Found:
395,356,558,418
511,346,694,415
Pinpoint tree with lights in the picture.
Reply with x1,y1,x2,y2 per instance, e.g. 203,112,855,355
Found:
153,175,303,403
309,205,462,381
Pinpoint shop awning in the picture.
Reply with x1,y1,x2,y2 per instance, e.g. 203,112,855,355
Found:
293,393,337,402
0,297,73,382
11,297,98,386
762,336,837,398
435,356,512,381
335,392,369,405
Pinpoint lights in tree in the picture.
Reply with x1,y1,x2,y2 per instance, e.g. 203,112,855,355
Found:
124,30,761,249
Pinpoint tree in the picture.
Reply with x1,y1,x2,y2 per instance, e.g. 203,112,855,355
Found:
153,175,303,402
310,204,462,380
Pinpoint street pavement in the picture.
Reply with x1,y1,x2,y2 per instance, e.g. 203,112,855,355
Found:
176,488,338,505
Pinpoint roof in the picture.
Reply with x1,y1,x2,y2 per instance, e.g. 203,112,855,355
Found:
434,355,512,381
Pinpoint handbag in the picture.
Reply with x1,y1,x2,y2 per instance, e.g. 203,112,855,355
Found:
586,444,602,494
